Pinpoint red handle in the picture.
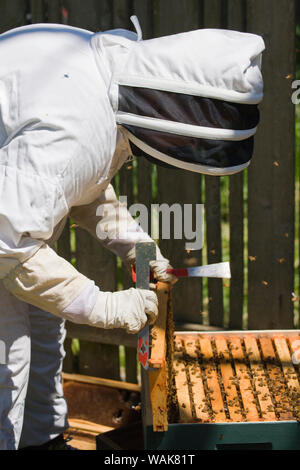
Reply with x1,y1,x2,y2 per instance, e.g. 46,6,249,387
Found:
131,265,155,284
166,268,188,277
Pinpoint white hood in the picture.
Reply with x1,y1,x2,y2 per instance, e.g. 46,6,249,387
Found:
91,28,265,175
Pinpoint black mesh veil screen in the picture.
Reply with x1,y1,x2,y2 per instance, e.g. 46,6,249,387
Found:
124,125,254,169
118,86,259,131
119,85,258,170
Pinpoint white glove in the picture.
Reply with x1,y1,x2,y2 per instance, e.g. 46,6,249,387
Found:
149,251,177,285
87,287,158,334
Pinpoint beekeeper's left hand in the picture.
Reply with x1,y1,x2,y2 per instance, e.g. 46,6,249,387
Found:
124,244,178,285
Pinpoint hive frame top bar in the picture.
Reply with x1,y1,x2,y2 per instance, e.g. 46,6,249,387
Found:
175,329,300,337
160,419,299,426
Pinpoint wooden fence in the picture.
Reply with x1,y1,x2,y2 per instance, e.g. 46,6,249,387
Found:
0,0,298,383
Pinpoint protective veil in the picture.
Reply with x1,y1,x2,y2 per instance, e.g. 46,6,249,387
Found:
91,27,265,175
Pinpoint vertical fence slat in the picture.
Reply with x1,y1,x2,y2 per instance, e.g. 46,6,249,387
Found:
78,340,121,378
63,0,111,31
136,156,152,237
57,223,72,263
229,174,244,330
0,0,27,32
227,0,246,32
155,0,203,326
154,0,202,36
120,165,134,293
227,0,246,329
74,221,117,298
205,176,224,327
203,0,224,327
297,1,300,328
247,0,295,329
113,0,133,29
45,0,63,23
30,0,45,23
133,0,153,39
125,347,138,384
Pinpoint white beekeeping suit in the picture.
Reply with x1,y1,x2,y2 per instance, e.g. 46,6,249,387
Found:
0,23,161,450
0,21,264,449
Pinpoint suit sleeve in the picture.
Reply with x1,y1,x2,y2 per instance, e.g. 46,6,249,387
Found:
70,183,152,260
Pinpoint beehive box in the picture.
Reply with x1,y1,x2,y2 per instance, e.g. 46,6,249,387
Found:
142,330,300,450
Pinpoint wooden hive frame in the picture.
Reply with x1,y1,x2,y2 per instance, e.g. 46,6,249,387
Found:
142,286,300,448
146,282,172,432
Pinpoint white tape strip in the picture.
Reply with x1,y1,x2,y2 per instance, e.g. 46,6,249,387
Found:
188,262,231,279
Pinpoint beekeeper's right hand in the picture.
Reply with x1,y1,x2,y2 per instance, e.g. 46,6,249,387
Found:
86,287,158,334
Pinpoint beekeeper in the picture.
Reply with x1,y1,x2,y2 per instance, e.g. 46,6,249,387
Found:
0,19,264,450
